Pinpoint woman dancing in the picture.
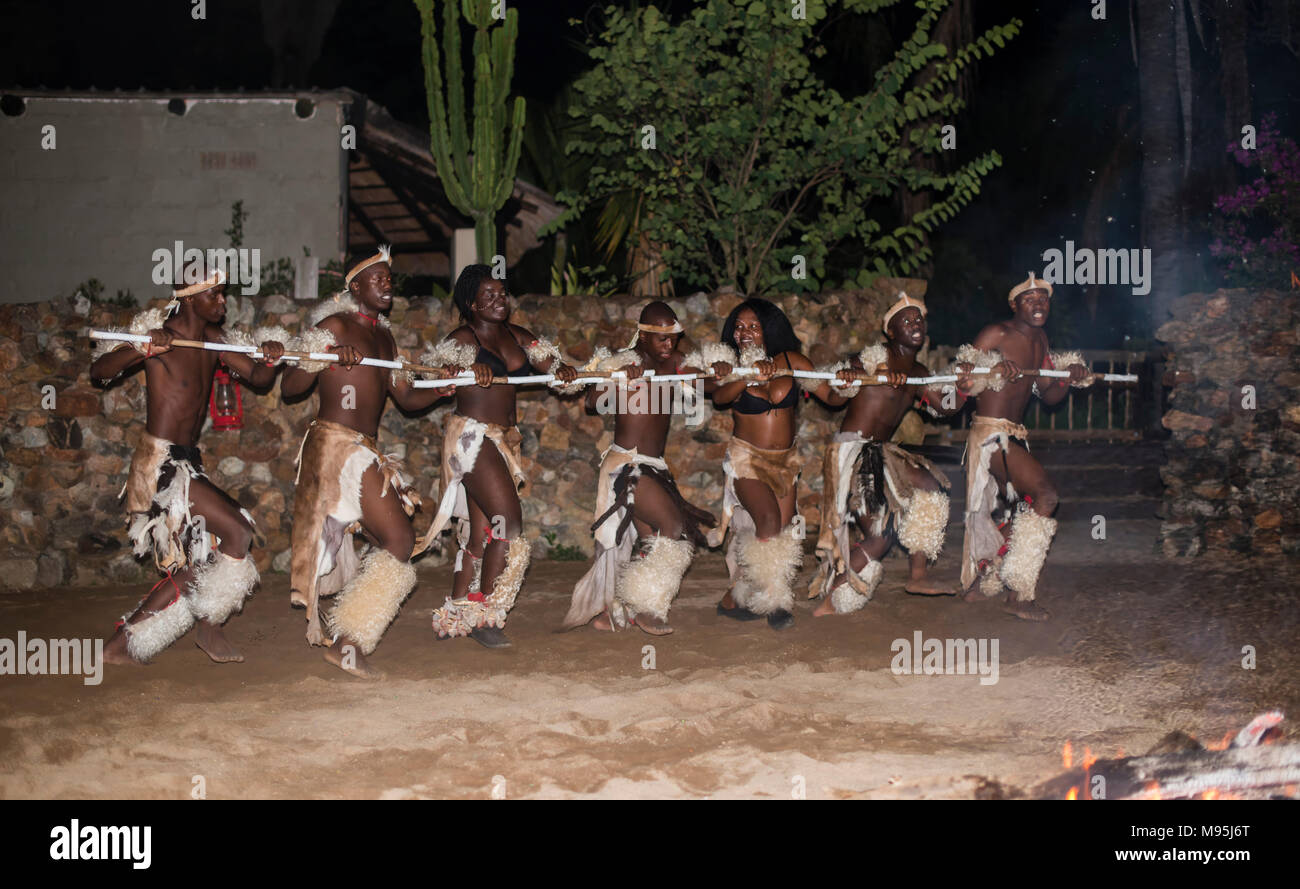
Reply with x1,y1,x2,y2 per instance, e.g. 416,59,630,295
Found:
415,264,576,648
686,298,833,631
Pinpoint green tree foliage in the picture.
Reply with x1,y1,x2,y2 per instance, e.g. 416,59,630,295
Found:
415,0,526,262
551,0,1019,295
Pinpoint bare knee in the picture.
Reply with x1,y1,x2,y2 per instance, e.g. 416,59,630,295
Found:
376,524,415,562
220,516,253,556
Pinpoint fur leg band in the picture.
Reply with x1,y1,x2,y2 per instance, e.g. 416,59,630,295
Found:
122,595,195,662
614,536,693,624
896,489,949,562
735,524,802,615
186,551,259,624
830,556,882,613
326,548,417,655
999,511,1057,602
432,536,531,637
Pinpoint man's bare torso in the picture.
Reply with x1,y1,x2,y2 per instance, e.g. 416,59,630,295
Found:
312,314,398,437
144,324,224,445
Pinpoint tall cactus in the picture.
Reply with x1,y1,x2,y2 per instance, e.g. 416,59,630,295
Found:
415,0,526,264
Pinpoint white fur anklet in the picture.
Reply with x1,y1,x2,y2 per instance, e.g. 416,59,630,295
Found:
830,555,882,613
327,548,418,655
432,536,532,637
186,551,259,624
896,490,949,562
999,511,1057,602
737,524,803,615
122,593,195,662
615,536,694,623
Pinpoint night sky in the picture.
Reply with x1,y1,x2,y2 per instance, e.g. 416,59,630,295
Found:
3,0,1296,346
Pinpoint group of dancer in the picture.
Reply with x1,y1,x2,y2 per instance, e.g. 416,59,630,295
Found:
89,247,1098,678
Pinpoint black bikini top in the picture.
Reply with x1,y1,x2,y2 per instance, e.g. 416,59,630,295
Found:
733,353,799,414
469,327,535,376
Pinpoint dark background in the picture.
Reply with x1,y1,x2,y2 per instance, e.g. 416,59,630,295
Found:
2,0,1296,347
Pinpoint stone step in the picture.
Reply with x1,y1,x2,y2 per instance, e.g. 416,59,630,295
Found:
922,464,1159,498
944,497,1159,522
914,440,1165,468
914,440,1164,501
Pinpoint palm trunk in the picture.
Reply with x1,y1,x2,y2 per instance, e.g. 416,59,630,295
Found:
628,230,674,299
1137,0,1185,330
1215,0,1251,188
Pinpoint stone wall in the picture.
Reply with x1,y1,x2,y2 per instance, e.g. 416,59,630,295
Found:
1156,288,1300,558
0,280,927,590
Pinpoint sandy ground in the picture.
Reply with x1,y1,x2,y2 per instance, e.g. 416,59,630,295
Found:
1,517,1296,799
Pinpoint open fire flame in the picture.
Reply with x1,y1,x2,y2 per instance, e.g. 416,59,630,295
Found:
1059,718,1287,800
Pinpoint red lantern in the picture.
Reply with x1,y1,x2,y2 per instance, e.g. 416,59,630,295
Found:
209,366,243,430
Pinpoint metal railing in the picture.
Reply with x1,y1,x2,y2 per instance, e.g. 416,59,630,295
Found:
920,346,1156,443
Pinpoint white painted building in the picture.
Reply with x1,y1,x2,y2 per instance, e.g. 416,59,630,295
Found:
0,88,559,305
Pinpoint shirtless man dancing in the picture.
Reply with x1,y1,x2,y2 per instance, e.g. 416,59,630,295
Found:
561,301,715,634
90,267,286,665
810,292,963,616
954,274,1096,621
282,247,451,678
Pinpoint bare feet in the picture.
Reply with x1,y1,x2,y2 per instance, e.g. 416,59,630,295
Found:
633,613,673,636
289,589,307,608
812,597,837,617
904,576,958,596
961,582,986,603
101,631,140,665
591,611,614,632
1002,596,1050,621
194,621,244,663
323,638,384,679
